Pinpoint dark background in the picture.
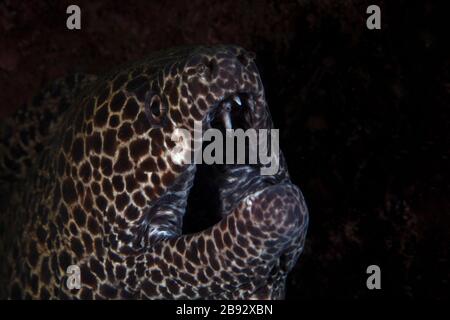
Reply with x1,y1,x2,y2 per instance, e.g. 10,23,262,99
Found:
0,0,448,299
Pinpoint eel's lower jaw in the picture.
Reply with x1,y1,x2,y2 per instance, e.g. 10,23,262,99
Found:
148,181,307,299
232,181,308,294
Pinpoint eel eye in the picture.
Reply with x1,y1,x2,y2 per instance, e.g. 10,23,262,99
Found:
150,95,162,117
144,91,167,128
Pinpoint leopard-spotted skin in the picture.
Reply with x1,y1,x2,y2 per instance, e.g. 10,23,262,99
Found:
0,45,308,299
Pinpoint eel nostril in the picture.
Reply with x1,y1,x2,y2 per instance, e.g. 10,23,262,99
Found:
237,51,256,66
196,60,216,78
196,63,208,75
246,51,256,60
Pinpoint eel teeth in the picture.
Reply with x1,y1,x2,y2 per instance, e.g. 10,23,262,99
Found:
222,111,233,129
233,95,242,106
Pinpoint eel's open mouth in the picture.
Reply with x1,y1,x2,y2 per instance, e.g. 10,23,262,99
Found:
182,92,279,234
206,92,254,132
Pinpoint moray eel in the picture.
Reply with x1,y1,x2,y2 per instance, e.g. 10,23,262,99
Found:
0,45,308,299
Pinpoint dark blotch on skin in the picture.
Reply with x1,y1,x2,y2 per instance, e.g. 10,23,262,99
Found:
86,132,102,154
62,179,77,204
80,264,97,288
114,148,132,173
39,287,51,299
142,281,158,297
115,193,129,211
112,175,125,192
95,195,108,211
115,265,126,280
94,104,109,127
102,179,114,200
27,242,39,267
166,279,180,295
73,206,86,226
71,137,84,162
94,238,105,258
140,157,157,172
80,288,93,300
100,157,113,176
87,217,101,235
110,92,126,112
162,171,175,186
130,139,150,162
150,270,163,283
30,275,38,294
100,284,118,299
105,261,116,283
40,257,51,284
118,123,134,141
82,232,93,254
109,115,120,128
79,163,92,182
58,251,72,270
135,169,147,182
132,192,146,207
157,158,166,171
91,182,101,195
103,130,117,156
125,175,138,193
37,226,47,243
123,99,140,120
90,155,100,169
133,112,151,135
90,258,106,280
70,238,84,258
125,206,140,220
59,205,69,224
170,109,182,123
